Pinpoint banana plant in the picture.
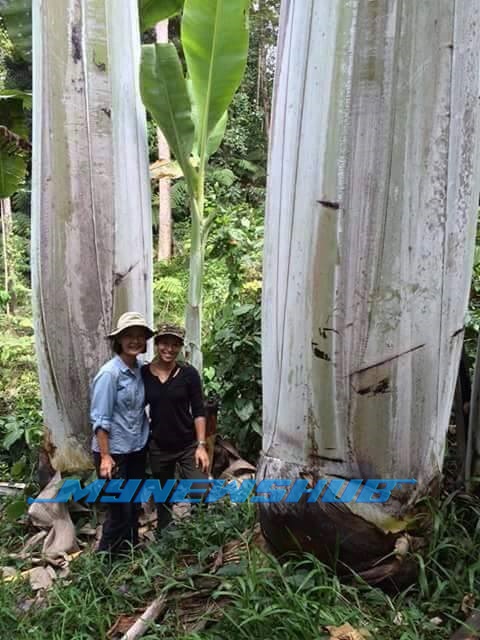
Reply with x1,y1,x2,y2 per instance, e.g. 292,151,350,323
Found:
140,0,250,370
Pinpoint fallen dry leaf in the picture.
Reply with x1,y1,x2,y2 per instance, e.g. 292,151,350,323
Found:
77,525,97,536
393,611,404,625
16,594,47,614
139,528,155,543
28,472,79,561
2,566,17,579
29,566,56,591
394,535,410,558
326,623,371,640
173,503,191,521
211,547,224,573
149,159,183,180
461,593,476,615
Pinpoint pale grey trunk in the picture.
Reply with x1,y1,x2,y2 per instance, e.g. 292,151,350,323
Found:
259,0,480,584
155,20,172,262
185,203,203,372
31,0,152,471
0,197,11,315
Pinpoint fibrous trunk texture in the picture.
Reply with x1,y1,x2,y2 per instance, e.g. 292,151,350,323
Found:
32,0,152,470
259,0,480,587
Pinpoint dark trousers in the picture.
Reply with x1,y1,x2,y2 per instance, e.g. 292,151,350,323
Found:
93,448,147,552
149,441,209,530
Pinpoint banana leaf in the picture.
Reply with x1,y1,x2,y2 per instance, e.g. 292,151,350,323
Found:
206,110,227,158
139,0,184,31
0,93,30,197
181,0,250,162
0,133,27,198
140,43,194,177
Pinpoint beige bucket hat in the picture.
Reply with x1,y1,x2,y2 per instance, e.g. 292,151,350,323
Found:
107,312,154,338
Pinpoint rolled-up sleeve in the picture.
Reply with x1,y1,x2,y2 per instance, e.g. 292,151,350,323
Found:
90,371,116,434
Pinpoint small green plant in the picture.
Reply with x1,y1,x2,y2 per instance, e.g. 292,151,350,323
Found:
0,312,42,479
0,413,42,449
204,299,261,461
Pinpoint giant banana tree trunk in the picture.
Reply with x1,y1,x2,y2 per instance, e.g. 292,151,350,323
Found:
259,0,480,586
31,0,152,471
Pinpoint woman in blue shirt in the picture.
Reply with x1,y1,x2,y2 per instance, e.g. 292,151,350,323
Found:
90,311,154,553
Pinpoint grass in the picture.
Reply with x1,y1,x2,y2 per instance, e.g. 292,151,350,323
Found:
0,493,479,639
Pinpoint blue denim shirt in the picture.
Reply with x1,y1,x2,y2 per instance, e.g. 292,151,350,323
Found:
90,355,149,454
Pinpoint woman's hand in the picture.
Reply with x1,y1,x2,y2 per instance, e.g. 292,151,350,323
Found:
99,454,116,479
195,445,209,473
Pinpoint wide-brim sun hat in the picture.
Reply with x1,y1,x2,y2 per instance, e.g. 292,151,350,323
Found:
154,323,185,343
107,312,155,339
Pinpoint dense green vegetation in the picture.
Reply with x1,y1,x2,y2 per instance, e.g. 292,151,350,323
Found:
1,494,480,639
0,3,480,640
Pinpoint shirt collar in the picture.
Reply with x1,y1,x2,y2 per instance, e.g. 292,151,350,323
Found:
114,354,140,374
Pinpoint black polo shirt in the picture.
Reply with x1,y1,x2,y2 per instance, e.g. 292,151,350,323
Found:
142,363,205,451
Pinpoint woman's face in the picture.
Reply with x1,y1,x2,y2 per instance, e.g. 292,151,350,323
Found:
118,327,148,357
155,335,183,364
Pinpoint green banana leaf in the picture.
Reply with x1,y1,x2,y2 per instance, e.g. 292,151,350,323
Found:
0,93,30,197
0,128,27,198
206,110,227,158
0,89,32,110
140,43,194,177
0,0,31,62
186,79,226,159
0,93,29,137
139,0,184,31
182,0,250,162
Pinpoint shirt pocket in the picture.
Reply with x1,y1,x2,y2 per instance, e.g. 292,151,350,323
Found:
117,374,134,409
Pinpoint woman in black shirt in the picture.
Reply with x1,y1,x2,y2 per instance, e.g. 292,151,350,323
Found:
142,323,209,530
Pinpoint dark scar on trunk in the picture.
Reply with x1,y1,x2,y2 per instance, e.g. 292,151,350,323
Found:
353,378,390,396
318,327,340,339
313,347,331,361
317,200,340,210
71,24,82,62
114,262,139,286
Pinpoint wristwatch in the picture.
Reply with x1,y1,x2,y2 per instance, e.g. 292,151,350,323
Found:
197,440,207,447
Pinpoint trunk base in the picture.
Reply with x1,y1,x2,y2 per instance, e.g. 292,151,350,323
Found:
257,454,424,591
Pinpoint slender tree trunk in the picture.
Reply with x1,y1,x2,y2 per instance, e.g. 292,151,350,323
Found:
256,23,270,137
466,338,480,488
255,20,262,109
31,0,152,471
259,0,480,586
155,19,172,261
185,197,204,372
0,197,11,315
